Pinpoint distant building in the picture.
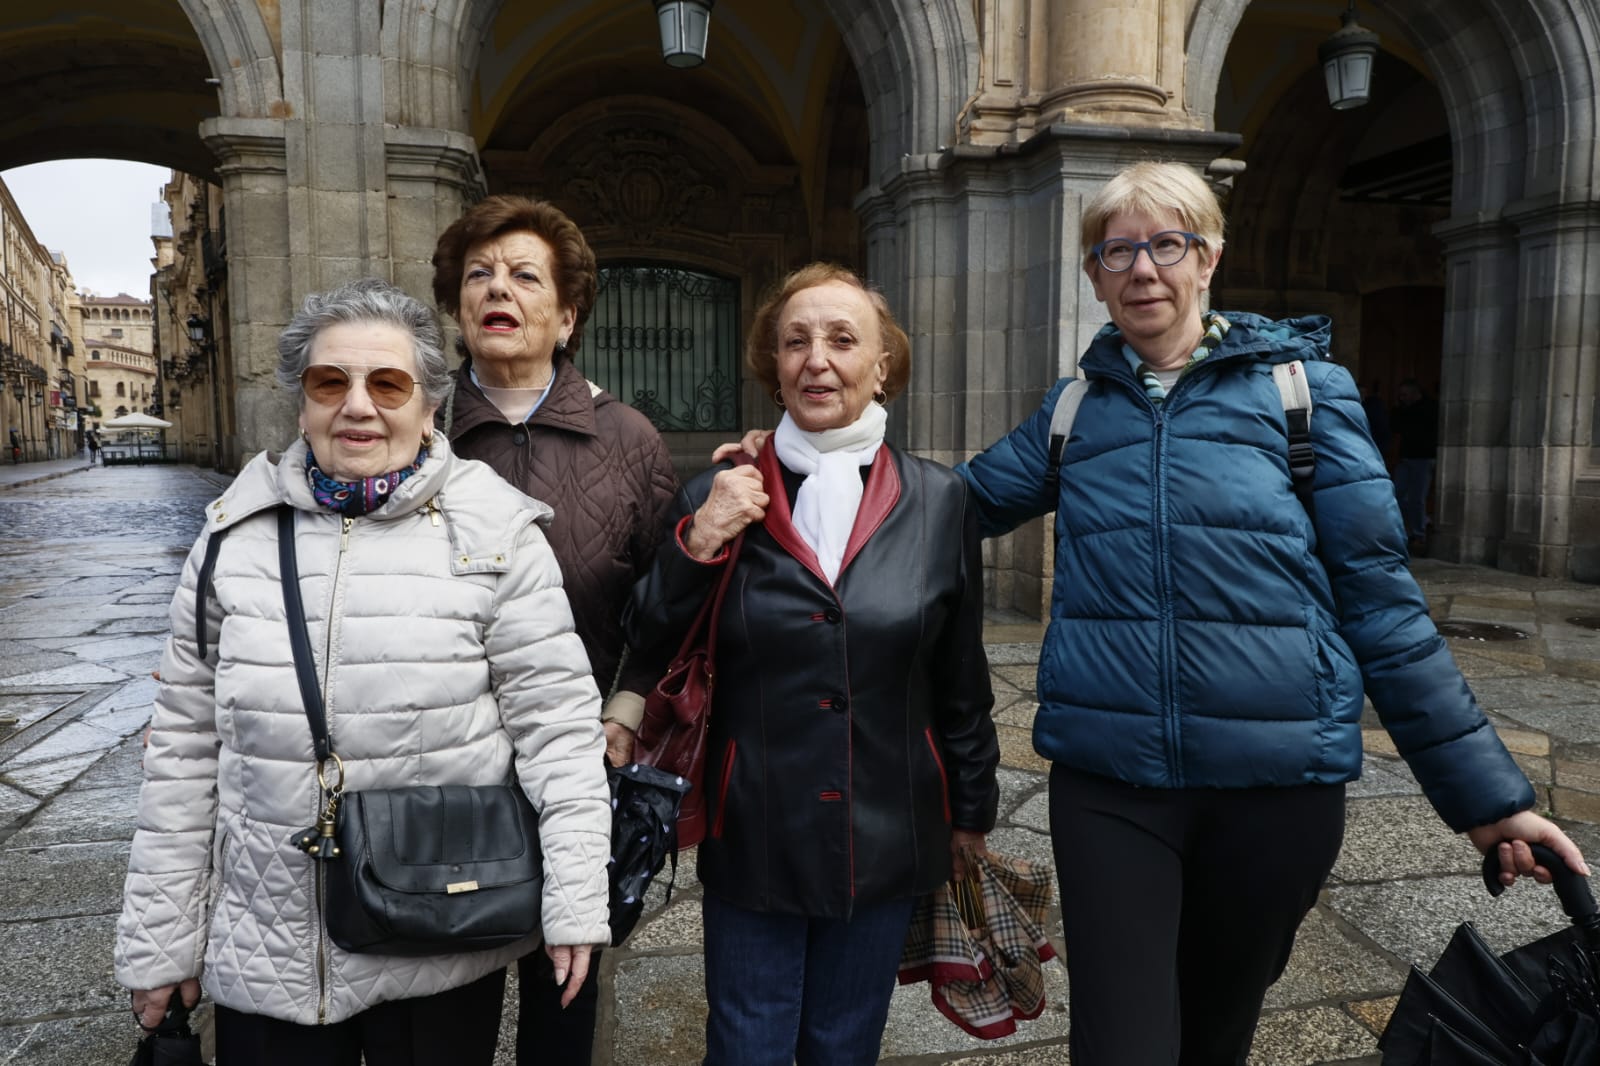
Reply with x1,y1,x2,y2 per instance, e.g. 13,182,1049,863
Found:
80,295,158,439
0,178,78,461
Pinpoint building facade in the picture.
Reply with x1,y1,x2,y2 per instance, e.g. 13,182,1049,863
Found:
0,178,80,462
80,295,159,446
2,1,1593,599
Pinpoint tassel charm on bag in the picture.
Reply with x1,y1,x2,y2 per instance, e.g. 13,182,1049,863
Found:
292,755,344,861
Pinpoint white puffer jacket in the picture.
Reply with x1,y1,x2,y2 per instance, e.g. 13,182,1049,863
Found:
114,436,611,1025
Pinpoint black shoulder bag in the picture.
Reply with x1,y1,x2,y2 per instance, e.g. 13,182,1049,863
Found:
279,506,544,956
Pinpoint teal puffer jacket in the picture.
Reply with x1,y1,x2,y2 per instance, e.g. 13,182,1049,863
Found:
957,311,1532,832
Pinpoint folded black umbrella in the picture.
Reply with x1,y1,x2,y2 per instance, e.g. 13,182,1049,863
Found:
606,760,691,946
128,1002,204,1066
1379,844,1600,1066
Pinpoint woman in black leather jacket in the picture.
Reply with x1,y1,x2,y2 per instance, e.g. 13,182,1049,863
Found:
627,263,1000,1066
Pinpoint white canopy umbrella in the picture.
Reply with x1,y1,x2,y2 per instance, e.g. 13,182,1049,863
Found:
101,412,173,429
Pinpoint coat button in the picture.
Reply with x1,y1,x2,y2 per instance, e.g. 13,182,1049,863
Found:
512,431,527,446
822,608,841,624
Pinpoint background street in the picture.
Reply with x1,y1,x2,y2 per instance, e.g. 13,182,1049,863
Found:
2,460,1599,1064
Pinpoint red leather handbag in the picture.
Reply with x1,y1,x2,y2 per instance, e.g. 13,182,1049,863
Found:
633,487,749,848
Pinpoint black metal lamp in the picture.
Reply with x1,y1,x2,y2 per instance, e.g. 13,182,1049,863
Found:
186,313,209,345
1319,1,1380,110
654,0,713,68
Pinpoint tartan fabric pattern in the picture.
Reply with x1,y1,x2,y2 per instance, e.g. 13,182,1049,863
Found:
897,849,1059,1040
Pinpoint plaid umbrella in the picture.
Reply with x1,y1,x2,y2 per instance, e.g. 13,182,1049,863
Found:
898,848,1059,1039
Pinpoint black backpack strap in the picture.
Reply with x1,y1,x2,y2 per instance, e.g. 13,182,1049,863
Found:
194,526,229,658
277,505,332,762
1271,361,1315,521
1044,378,1090,490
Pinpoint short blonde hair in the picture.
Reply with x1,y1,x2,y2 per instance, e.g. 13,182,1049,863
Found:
745,263,911,404
1080,162,1226,268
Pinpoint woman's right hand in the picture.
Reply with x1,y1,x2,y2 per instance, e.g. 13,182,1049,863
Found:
685,465,768,560
131,979,201,1030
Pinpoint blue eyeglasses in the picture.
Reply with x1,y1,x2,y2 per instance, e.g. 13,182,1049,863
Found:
1091,230,1204,272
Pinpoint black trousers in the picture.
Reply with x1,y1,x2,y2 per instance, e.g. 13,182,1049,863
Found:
1049,765,1346,1066
212,968,505,1066
516,947,600,1065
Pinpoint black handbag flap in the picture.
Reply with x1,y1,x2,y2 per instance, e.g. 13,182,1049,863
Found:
342,784,542,894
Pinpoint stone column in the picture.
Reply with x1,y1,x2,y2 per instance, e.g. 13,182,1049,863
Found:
1040,0,1177,122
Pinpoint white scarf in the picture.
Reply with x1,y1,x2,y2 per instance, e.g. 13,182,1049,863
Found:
771,403,887,585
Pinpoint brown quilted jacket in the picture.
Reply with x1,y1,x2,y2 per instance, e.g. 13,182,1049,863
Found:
446,356,679,709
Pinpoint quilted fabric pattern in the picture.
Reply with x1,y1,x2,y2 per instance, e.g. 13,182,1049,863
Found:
447,357,678,700
115,436,610,1024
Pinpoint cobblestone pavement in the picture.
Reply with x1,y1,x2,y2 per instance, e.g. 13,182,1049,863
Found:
2,462,1599,1065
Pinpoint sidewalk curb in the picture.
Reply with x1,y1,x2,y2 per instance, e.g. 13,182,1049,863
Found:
0,462,94,490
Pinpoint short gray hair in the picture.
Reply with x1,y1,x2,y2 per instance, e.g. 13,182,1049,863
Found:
275,278,453,407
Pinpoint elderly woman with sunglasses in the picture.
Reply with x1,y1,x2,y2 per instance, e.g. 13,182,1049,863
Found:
115,278,611,1066
955,161,1587,1064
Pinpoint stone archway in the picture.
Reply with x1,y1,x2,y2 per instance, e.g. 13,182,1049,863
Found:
1190,0,1600,579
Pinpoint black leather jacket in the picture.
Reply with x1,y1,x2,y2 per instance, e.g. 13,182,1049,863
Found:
626,442,999,918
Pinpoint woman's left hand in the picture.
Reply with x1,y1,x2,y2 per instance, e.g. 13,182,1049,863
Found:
1466,809,1590,887
951,828,987,881
603,721,636,767
545,942,600,1008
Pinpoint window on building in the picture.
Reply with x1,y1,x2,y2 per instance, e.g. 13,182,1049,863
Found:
588,264,739,432
115,405,128,417
90,349,100,360
89,380,100,397
110,328,123,338
116,381,125,397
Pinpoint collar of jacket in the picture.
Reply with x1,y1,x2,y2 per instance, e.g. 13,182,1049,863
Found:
202,434,456,536
756,440,902,586
1077,310,1333,382
447,356,607,442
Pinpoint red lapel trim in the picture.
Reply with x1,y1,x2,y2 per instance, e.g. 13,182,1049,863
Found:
757,443,902,585
758,445,826,584
839,446,900,576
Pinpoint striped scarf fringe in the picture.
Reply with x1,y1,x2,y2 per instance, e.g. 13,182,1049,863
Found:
1136,312,1231,405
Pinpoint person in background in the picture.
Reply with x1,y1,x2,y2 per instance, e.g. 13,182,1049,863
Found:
87,429,101,465
628,262,1000,1066
954,160,1586,1065
1391,377,1438,546
430,194,679,1065
1360,378,1389,461
116,278,611,1066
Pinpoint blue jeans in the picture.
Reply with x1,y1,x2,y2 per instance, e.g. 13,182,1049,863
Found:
1393,457,1435,538
701,892,916,1066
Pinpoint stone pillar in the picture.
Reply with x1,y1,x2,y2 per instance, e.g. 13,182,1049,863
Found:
199,2,485,464
860,126,1238,615
1495,199,1600,578
1041,0,1176,122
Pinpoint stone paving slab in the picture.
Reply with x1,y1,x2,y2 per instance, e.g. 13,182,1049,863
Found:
6,782,141,847
1330,795,1484,884
0,839,130,920
1262,907,1399,1009
0,913,125,1019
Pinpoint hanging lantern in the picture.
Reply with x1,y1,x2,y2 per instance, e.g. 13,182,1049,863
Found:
1319,2,1381,110
654,0,714,69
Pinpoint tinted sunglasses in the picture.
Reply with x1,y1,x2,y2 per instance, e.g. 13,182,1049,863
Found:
300,364,417,409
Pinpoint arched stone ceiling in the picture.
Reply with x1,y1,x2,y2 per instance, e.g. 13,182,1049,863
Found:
0,1,222,178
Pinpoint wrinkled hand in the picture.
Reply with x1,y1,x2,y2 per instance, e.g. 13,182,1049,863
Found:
1466,809,1590,887
951,828,987,881
545,942,598,1008
710,429,771,465
131,979,200,1030
603,720,636,768
685,465,768,560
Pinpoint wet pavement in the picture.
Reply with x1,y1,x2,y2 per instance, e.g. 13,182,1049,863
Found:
2,461,1599,1065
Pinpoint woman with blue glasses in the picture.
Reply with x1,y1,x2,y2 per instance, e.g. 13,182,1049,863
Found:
955,161,1586,1065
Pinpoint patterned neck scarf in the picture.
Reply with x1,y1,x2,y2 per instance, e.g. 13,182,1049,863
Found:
1128,312,1231,405
304,445,428,517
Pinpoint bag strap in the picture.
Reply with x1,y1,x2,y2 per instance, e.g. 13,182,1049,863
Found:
1271,360,1315,520
1044,378,1090,490
277,505,333,762
194,526,230,658
669,453,754,665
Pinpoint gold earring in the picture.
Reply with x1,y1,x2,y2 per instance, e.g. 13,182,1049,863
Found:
873,389,887,405
773,388,786,408
421,430,434,447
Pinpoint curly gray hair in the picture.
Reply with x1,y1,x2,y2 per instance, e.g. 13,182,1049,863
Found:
275,278,453,407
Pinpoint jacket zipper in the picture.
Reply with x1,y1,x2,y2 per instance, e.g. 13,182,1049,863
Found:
314,514,353,1023
1152,410,1182,784
923,728,952,822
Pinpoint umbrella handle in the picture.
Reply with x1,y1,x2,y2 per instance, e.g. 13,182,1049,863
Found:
1481,842,1598,920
